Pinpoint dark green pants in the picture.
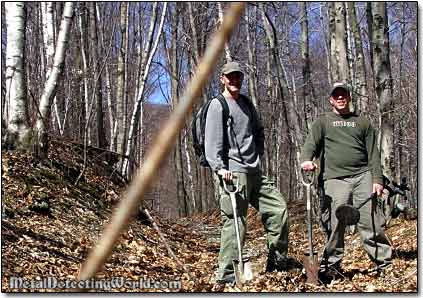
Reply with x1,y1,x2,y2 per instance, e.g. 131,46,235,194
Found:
320,171,392,269
213,172,288,282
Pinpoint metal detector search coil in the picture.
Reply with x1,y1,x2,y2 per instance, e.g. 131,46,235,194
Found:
335,193,377,226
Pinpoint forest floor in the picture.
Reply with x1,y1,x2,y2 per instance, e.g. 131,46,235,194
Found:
1,140,418,293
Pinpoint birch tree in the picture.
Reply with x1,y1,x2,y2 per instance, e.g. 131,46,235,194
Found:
347,2,369,113
328,2,349,84
78,3,91,145
217,2,232,62
372,2,395,179
40,2,64,135
115,2,128,156
4,2,30,150
34,2,74,158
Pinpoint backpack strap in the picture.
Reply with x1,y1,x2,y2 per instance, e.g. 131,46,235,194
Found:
197,94,231,165
215,94,231,161
317,113,328,186
239,94,261,138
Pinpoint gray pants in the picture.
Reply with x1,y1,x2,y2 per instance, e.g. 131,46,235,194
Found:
320,171,392,269
213,172,288,282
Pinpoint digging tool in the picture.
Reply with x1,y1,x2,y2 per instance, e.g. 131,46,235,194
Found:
222,178,253,285
301,169,319,285
335,193,377,226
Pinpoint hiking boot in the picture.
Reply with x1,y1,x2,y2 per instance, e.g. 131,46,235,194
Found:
318,263,343,283
211,280,235,292
211,282,226,292
266,257,288,272
374,262,392,277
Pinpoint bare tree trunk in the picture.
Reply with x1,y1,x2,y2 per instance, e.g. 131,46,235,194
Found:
88,2,105,149
396,3,406,182
168,3,190,216
347,2,369,114
35,2,74,158
300,2,316,131
116,2,128,163
187,2,200,67
183,130,197,212
122,3,167,178
366,3,374,75
123,3,130,158
372,2,395,179
263,43,273,177
217,2,232,62
329,2,349,84
345,5,355,93
261,4,302,197
41,2,64,136
4,2,30,150
78,3,91,145
245,4,258,107
96,4,116,151
187,2,211,210
320,3,332,86
42,3,56,133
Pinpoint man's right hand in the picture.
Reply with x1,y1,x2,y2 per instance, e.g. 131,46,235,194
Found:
301,161,317,171
217,169,233,181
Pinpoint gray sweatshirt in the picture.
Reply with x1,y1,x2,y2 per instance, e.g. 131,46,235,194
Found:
204,94,264,174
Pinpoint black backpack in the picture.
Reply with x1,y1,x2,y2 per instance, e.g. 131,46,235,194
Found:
191,94,230,168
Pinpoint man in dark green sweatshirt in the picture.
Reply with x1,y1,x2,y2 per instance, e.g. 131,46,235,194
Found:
300,82,392,281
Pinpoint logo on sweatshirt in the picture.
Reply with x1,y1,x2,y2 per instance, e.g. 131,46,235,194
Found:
332,121,356,128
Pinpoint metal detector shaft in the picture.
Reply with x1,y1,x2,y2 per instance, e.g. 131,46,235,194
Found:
357,192,377,209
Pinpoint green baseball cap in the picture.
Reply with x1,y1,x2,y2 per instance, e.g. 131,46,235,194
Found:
221,61,243,75
330,82,350,96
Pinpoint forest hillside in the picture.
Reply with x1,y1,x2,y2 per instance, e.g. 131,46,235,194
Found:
2,2,418,219
1,139,417,292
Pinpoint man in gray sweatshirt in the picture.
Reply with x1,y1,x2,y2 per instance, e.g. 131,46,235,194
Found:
205,61,289,288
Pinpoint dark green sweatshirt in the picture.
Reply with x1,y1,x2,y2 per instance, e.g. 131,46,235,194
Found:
301,112,383,184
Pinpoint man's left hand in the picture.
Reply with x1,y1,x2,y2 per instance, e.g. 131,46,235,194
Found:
373,183,384,196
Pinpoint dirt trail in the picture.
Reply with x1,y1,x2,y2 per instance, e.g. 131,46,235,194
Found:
1,144,417,292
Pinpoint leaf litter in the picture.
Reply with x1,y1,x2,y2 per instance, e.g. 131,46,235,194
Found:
1,140,417,292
